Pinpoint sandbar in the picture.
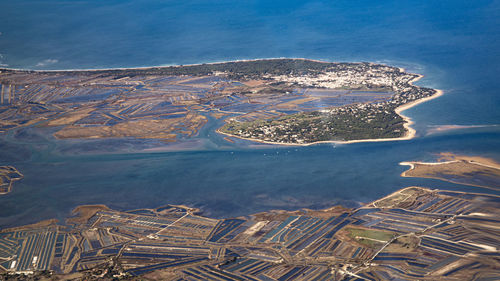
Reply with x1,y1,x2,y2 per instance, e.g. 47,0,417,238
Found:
400,153,500,190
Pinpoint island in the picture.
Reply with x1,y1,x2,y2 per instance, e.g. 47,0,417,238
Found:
1,186,499,280
401,153,500,190
0,59,440,145
0,166,23,195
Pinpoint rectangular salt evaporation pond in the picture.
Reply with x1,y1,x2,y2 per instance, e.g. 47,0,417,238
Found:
305,89,393,99
210,95,245,106
128,104,186,117
36,75,78,82
157,113,187,119
298,89,394,109
143,76,185,84
300,98,355,108
220,102,265,113
305,89,350,97
53,88,122,103
16,85,48,101
179,76,227,85
153,84,208,92
74,113,109,126
348,91,394,102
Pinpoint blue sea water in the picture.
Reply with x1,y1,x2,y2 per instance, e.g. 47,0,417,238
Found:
0,0,499,227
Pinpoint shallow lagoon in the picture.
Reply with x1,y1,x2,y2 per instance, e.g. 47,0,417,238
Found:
0,120,498,228
0,0,499,227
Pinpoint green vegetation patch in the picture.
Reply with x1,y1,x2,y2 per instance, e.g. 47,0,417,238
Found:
10,59,344,79
221,107,406,143
346,227,395,248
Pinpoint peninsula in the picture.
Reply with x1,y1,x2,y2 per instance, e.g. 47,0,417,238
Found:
0,59,440,145
401,153,500,190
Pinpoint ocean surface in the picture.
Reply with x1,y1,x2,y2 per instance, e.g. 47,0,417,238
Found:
0,0,499,227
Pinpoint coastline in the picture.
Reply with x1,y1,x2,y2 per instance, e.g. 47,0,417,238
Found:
0,57,335,72
0,57,407,73
399,161,455,177
217,88,444,146
399,159,500,191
